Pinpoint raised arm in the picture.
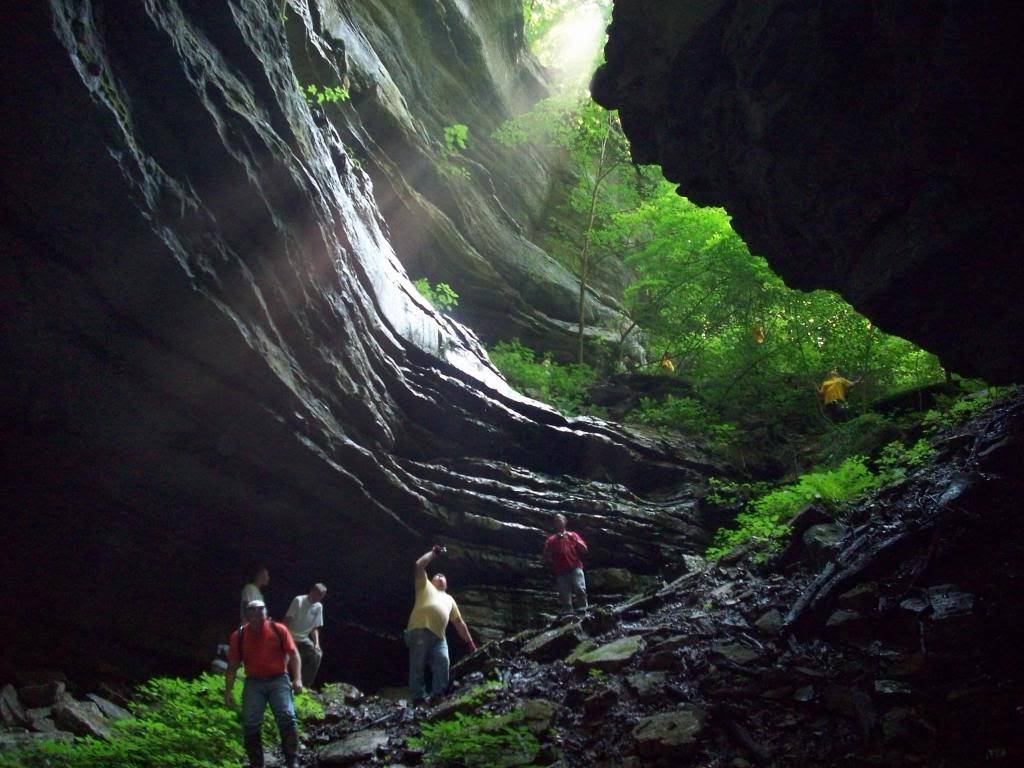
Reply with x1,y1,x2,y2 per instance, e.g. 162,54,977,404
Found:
415,545,444,576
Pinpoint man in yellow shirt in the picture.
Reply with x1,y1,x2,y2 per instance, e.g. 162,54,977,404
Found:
817,369,861,420
405,545,477,704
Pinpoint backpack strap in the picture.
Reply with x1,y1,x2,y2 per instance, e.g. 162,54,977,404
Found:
237,623,286,669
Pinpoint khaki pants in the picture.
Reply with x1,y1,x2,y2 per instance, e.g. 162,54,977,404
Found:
295,638,323,688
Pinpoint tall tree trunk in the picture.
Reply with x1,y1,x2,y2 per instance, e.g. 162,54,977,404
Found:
576,125,612,364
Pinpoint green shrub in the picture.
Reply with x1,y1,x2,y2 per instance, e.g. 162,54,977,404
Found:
0,672,323,768
922,386,1015,434
488,340,596,415
627,395,735,447
303,83,349,105
707,430,945,560
706,455,882,559
414,278,460,311
410,711,541,768
875,438,934,484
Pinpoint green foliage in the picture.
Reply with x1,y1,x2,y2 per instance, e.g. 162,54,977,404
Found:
488,340,596,415
628,395,737,448
705,476,772,507
922,387,1015,434
0,674,240,768
707,431,943,559
438,124,472,180
410,711,541,768
706,456,882,559
414,278,460,311
303,83,349,105
875,439,934,484
0,673,323,768
443,123,469,152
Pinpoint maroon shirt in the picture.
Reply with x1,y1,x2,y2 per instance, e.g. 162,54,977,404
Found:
543,531,587,575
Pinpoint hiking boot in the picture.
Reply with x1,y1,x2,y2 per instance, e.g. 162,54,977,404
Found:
243,733,264,768
281,728,299,768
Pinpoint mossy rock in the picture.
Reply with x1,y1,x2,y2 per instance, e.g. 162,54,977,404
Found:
574,635,646,672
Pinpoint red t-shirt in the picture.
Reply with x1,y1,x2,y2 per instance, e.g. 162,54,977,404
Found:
543,531,586,574
228,621,297,678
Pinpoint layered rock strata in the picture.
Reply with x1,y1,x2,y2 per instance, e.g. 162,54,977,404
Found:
0,1,708,684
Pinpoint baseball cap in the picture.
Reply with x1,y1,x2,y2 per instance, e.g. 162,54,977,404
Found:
246,600,266,609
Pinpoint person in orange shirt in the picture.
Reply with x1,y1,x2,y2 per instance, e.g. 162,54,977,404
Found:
817,369,861,420
225,600,302,768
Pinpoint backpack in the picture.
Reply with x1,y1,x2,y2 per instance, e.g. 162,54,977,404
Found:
237,622,287,666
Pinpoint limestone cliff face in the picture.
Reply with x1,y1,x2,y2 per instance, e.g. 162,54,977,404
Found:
0,1,707,684
291,0,631,358
593,0,1024,384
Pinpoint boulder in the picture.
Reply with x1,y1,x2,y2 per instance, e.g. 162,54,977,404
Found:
86,693,131,721
521,699,557,735
754,609,783,636
0,685,27,727
802,523,847,566
632,706,707,757
522,623,585,663
574,636,646,672
53,698,112,740
712,643,762,666
320,728,390,766
837,583,879,614
625,672,668,701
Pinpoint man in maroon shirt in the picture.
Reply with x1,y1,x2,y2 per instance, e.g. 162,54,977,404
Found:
542,513,589,617
225,600,302,768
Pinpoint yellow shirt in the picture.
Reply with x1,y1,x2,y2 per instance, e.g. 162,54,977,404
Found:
819,376,854,405
406,571,462,640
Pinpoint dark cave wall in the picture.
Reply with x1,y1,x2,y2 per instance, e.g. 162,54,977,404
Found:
0,1,710,683
593,0,1024,384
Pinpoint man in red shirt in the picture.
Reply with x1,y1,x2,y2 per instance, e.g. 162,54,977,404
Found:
542,513,589,617
225,600,303,768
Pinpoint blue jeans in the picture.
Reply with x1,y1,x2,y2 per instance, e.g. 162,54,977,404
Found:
556,567,588,615
405,628,449,701
241,674,296,737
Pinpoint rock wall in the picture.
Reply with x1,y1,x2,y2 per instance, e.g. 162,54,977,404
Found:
292,0,632,359
0,1,709,686
593,0,1024,383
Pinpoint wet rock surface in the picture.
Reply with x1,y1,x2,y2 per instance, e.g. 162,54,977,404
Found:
0,682,130,752
0,0,714,685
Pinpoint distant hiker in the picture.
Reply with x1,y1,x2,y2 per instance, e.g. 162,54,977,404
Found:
659,351,675,373
542,513,589,617
817,369,861,420
285,583,327,688
405,545,476,705
225,600,302,768
241,565,270,624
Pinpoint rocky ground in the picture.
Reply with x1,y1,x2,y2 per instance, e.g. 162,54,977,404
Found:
299,393,1024,767
3,394,1020,766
